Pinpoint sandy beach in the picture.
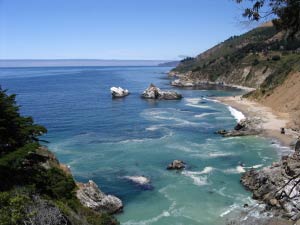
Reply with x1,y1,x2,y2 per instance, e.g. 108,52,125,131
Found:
216,95,299,148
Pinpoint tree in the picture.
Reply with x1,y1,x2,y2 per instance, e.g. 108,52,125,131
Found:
0,87,47,154
236,0,300,37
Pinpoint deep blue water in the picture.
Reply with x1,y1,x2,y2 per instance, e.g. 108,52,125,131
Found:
0,66,284,224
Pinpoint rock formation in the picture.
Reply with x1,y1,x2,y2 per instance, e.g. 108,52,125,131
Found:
241,146,300,221
216,118,261,137
141,84,182,100
76,180,123,214
110,87,129,98
167,160,185,170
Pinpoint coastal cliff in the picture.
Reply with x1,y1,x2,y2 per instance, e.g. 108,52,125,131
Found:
170,22,300,130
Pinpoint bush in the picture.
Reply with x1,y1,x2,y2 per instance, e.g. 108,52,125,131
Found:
272,55,281,61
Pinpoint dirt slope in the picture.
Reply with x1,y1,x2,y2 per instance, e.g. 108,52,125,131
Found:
260,72,300,130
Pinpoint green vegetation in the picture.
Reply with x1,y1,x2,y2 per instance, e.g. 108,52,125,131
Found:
0,88,119,224
235,0,300,38
172,23,300,98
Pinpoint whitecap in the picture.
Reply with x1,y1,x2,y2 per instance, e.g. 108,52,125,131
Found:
227,106,245,122
186,103,211,109
224,165,246,174
185,98,202,104
194,112,217,118
184,167,214,175
202,97,220,103
182,168,213,186
123,176,150,185
220,203,239,217
145,125,162,131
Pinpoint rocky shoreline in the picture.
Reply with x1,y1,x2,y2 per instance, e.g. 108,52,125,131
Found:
239,139,300,223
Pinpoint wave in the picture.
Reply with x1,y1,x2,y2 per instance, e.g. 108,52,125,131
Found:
192,151,235,159
145,125,162,131
185,167,214,175
182,171,208,186
123,176,150,185
186,103,211,109
194,112,217,118
202,97,220,103
182,167,214,186
224,166,246,174
220,203,240,217
227,106,245,122
185,98,202,104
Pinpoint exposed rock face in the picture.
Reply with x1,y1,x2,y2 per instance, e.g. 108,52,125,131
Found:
167,160,185,170
24,195,70,225
76,180,123,214
241,151,300,221
216,118,261,137
110,87,129,98
295,139,300,152
141,84,182,100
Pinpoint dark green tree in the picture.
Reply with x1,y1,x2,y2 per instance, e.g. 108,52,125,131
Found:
236,0,300,37
0,87,47,154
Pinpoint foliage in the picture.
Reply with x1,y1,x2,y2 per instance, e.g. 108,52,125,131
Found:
0,87,119,224
235,0,300,38
0,188,32,225
0,87,47,154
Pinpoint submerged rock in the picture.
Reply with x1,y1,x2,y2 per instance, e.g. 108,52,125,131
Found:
110,87,129,98
76,180,123,214
167,160,185,170
141,83,182,100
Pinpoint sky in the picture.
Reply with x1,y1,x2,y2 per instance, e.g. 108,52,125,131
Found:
0,0,257,60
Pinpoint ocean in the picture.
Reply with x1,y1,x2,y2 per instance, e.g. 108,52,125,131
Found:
0,66,287,224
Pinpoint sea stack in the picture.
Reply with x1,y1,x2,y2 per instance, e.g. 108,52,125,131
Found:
141,83,182,100
110,87,129,98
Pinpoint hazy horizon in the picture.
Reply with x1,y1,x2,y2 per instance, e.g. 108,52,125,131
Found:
0,59,174,68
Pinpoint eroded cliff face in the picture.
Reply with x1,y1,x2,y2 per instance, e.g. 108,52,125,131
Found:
258,72,300,130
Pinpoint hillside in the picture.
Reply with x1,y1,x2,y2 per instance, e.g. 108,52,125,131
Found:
171,23,300,129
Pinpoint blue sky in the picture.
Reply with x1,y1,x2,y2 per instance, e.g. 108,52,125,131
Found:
0,0,256,60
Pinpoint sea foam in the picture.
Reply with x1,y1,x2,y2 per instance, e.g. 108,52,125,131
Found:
227,106,245,122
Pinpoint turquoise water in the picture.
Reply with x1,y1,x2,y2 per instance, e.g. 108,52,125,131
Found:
0,66,283,224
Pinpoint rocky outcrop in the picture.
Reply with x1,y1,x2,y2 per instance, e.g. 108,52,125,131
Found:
167,160,185,170
141,84,182,100
241,149,300,221
216,118,261,137
110,87,129,98
295,139,300,152
76,180,123,214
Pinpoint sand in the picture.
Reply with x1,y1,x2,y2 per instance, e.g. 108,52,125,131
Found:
216,95,299,147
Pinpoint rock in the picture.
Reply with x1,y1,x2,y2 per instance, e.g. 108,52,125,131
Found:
295,139,300,152
217,118,261,137
241,152,300,220
110,87,129,98
76,180,123,214
215,129,227,135
141,84,182,100
167,160,185,170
